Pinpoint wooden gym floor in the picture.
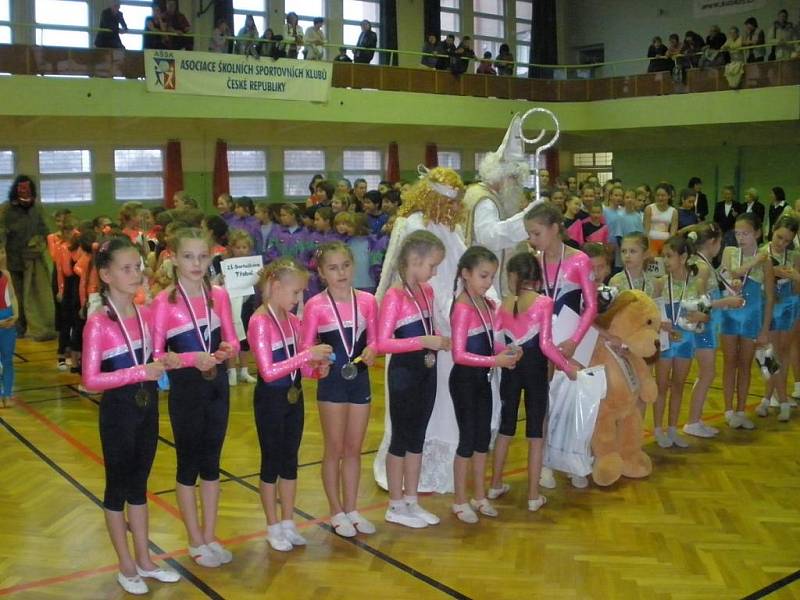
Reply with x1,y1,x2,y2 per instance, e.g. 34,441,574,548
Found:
0,337,798,600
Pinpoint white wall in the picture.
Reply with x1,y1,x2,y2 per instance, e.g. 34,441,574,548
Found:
560,0,791,76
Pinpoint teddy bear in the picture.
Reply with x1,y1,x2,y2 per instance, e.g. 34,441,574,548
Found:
589,290,661,487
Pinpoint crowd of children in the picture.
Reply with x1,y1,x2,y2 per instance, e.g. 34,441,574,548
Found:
4,172,798,595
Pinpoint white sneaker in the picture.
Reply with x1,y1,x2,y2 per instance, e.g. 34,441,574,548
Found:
736,411,755,430
330,512,356,537
57,360,68,372
726,411,742,429
570,475,589,488
487,483,510,500
207,541,232,564
469,497,498,517
683,422,714,438
755,399,770,417
266,524,293,552
136,565,181,583
281,521,307,546
452,503,479,524
668,427,689,448
699,421,719,435
346,511,376,534
385,504,428,529
655,428,673,448
778,403,791,422
407,502,440,525
117,572,148,595
789,396,798,408
227,368,238,386
188,544,221,568
238,369,257,384
539,467,556,489
769,394,780,408
528,496,547,512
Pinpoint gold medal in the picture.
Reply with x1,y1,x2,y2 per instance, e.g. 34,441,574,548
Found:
669,330,683,342
424,351,436,369
287,386,301,404
202,365,218,380
135,386,150,408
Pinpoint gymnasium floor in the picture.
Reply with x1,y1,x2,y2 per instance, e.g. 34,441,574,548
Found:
0,337,798,600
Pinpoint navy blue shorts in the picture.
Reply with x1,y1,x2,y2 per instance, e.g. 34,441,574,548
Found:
317,366,371,404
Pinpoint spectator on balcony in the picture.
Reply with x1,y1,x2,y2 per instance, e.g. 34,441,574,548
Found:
259,28,281,59
334,46,352,62
209,19,230,53
235,15,259,55
699,25,727,68
304,17,326,60
722,27,745,88
436,35,456,70
283,12,304,59
354,20,378,64
646,36,671,72
742,17,766,62
143,3,167,50
421,33,440,68
665,32,681,63
95,1,128,49
476,51,496,75
769,10,795,60
163,0,192,51
451,36,475,75
681,30,704,68
495,43,514,76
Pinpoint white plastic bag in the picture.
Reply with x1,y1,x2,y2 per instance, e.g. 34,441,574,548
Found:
544,366,607,477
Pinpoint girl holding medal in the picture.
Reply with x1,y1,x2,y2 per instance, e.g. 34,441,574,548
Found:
301,241,379,538
449,246,522,524
682,223,745,438
82,237,181,595
524,203,596,489
375,231,449,530
248,258,333,551
652,235,707,449
151,228,239,568
756,215,800,422
489,252,576,513
719,213,774,430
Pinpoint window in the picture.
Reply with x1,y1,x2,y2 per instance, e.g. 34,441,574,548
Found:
38,150,93,203
473,0,504,61
228,149,268,198
233,0,267,43
343,0,380,65
437,151,461,171
573,151,613,184
474,151,491,172
119,0,156,50
113,149,163,202
35,0,90,48
0,0,10,44
285,0,324,36
514,1,532,76
440,0,460,41
0,150,14,195
343,149,382,190
283,149,325,197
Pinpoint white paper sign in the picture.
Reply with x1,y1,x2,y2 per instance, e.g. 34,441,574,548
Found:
221,256,263,298
552,306,600,368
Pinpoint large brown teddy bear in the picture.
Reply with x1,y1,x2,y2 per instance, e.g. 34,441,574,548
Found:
589,290,660,487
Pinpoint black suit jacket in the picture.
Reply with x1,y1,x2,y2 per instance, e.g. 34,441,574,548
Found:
354,30,377,63
742,201,765,226
695,191,709,220
713,200,741,233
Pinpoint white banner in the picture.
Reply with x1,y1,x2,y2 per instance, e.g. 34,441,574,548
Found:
221,256,263,298
145,50,333,102
693,0,766,18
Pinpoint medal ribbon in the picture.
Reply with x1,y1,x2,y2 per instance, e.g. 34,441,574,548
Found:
178,281,212,353
465,289,495,355
326,288,358,362
624,268,646,291
403,282,432,336
667,271,690,329
541,244,565,300
267,304,298,384
696,252,738,295
106,297,148,367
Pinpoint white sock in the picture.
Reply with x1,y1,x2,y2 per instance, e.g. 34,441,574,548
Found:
239,367,249,375
725,409,734,417
280,519,295,529
267,523,283,536
403,495,418,505
389,499,405,510
793,382,800,394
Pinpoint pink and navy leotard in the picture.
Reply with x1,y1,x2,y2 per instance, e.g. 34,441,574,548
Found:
539,249,597,344
248,310,316,386
450,298,498,368
497,295,571,372
375,284,436,355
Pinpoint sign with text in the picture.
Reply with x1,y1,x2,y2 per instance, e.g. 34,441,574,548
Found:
145,50,333,102
693,0,765,18
221,256,263,298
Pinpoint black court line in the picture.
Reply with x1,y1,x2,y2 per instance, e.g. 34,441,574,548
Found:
21,394,83,406
741,569,800,599
13,352,29,363
0,415,226,600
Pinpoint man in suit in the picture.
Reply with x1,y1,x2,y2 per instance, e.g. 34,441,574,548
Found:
713,185,742,248
354,20,378,64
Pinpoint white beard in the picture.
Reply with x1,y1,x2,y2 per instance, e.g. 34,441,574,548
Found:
497,180,524,219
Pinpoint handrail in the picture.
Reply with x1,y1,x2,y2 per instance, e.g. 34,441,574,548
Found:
4,19,799,73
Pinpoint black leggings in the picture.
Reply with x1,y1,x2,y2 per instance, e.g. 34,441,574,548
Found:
254,380,304,484
168,367,230,486
499,344,549,439
99,383,159,511
449,364,492,458
388,351,437,457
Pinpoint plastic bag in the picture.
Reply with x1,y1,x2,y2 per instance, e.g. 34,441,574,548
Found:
544,366,607,477
755,344,780,380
